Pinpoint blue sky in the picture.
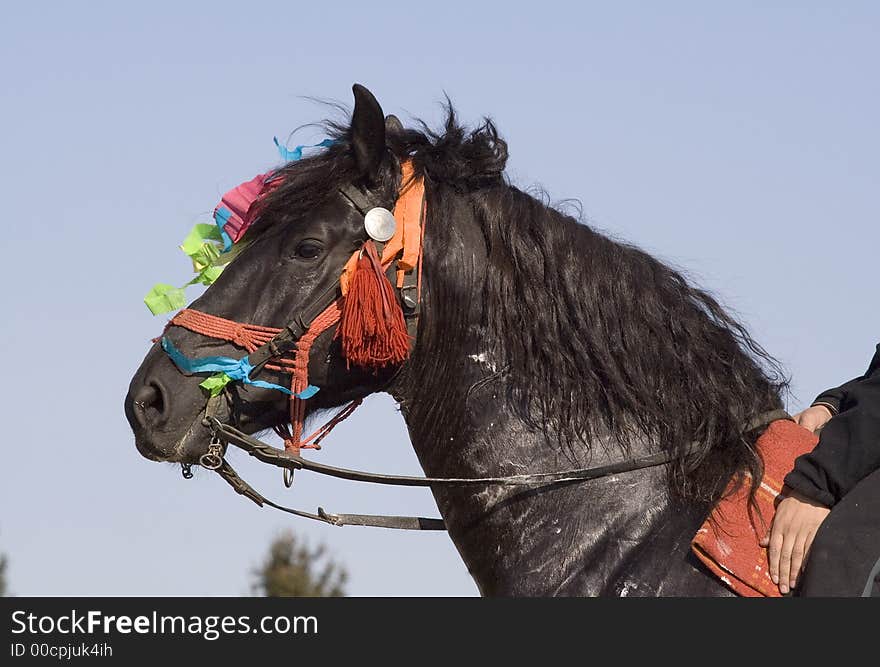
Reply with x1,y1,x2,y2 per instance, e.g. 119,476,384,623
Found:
1,2,877,596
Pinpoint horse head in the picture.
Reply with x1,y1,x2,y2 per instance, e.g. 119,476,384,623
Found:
125,84,410,465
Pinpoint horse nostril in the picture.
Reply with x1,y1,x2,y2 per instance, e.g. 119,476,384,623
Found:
131,382,166,426
133,383,159,409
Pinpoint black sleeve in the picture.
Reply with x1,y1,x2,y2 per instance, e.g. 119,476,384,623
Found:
784,344,880,506
812,380,862,415
810,344,880,414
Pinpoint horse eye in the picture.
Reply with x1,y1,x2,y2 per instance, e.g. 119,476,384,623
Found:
295,241,323,259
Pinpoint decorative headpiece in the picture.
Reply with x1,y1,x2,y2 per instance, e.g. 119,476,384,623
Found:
143,139,333,315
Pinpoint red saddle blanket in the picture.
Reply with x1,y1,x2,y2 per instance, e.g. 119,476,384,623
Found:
690,419,819,597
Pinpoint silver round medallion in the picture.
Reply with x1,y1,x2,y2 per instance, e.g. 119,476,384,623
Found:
364,207,397,242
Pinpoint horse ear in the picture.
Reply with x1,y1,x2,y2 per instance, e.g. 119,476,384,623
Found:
351,83,386,182
385,114,404,134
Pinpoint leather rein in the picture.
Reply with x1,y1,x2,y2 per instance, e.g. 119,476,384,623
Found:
202,409,791,531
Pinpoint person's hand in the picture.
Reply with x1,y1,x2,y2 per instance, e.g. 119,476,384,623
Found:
759,489,830,594
793,404,834,433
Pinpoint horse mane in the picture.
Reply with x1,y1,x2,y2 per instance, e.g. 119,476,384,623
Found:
254,102,788,506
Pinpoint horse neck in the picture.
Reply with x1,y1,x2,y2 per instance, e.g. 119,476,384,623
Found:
383,185,731,595
389,354,720,596
387,305,721,596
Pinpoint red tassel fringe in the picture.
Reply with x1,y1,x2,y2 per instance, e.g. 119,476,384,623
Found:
337,242,411,370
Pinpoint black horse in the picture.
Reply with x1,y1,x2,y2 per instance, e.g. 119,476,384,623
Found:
126,84,787,596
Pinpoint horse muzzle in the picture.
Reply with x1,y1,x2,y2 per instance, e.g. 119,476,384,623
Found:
125,344,224,464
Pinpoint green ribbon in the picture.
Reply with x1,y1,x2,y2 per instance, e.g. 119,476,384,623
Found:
144,223,244,315
181,224,223,271
199,372,234,397
144,283,187,315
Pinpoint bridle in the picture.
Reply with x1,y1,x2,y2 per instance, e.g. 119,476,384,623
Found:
160,156,791,531
164,160,426,462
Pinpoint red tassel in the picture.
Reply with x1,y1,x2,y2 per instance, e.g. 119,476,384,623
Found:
337,242,411,370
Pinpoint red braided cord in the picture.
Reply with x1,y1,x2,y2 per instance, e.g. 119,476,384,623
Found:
170,310,298,373
167,304,360,455
171,309,279,348
288,299,345,447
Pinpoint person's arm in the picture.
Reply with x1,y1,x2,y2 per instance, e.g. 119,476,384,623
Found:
802,344,880,422
791,346,879,433
784,379,880,506
761,344,880,594
810,368,873,416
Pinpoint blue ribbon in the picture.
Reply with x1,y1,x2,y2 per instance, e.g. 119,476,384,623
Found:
161,337,319,399
273,137,336,163
295,385,320,400
213,206,234,252
212,139,336,253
